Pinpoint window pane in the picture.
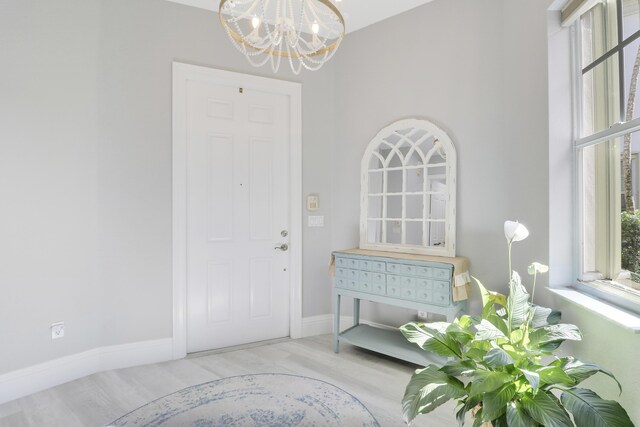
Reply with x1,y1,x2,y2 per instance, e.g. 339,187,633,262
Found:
406,195,423,220
368,171,383,194
387,170,403,193
623,39,640,121
622,0,640,41
386,220,402,244
581,143,603,276
406,221,423,246
581,0,619,69
620,130,640,293
368,195,383,219
428,221,446,247
387,194,402,218
582,53,621,135
366,220,383,244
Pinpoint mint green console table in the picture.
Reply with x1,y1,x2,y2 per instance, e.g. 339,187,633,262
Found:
332,249,469,366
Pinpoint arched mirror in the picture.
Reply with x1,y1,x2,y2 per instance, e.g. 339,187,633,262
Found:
359,119,457,257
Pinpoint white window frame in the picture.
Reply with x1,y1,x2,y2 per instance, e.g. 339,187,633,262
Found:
570,0,640,313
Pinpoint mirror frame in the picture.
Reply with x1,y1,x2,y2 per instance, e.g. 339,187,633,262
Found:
359,118,457,257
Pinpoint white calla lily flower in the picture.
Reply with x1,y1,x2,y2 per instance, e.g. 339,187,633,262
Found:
504,221,529,243
528,262,549,275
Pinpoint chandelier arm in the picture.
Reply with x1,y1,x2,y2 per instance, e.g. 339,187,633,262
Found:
287,42,304,75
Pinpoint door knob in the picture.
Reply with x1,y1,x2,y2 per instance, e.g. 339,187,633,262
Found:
274,243,289,251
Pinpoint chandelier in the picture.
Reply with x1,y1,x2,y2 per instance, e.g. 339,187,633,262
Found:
219,0,345,75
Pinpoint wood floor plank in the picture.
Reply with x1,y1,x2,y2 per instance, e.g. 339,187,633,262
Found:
0,335,463,426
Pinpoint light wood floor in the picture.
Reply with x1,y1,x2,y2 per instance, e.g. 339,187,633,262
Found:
0,335,458,427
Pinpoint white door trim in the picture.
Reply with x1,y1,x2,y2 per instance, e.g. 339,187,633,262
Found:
172,62,302,359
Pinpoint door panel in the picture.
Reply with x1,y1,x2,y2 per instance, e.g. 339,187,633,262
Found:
186,80,290,353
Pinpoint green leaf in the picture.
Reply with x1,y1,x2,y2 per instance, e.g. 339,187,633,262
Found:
510,328,524,344
440,359,478,377
447,322,475,345
484,347,515,367
521,390,573,427
456,397,481,427
538,340,564,354
530,305,561,328
486,313,510,337
561,388,634,427
553,358,622,394
492,415,509,427
482,383,516,422
401,322,462,358
529,324,582,348
519,369,540,393
474,276,507,308
473,408,486,427
465,347,488,361
537,366,575,387
469,371,513,397
475,319,507,341
402,365,467,424
507,271,531,329
506,401,536,427
457,315,476,329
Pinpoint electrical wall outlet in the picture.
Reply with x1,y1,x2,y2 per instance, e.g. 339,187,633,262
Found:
51,322,65,340
417,311,428,321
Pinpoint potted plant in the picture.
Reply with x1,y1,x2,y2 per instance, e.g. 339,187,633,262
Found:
400,221,635,426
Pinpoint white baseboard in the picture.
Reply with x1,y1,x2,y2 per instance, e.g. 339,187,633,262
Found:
301,314,396,337
0,338,173,405
1,316,396,404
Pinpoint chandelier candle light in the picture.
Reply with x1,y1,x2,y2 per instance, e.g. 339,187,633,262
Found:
219,0,345,74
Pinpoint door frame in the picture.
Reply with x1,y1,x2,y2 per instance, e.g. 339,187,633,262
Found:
171,62,302,359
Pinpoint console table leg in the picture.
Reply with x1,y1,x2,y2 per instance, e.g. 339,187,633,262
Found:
333,292,341,353
353,298,360,326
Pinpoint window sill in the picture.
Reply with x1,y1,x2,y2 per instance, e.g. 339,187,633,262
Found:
548,287,640,333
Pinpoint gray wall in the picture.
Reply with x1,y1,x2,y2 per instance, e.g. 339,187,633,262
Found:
331,0,550,324
0,0,336,373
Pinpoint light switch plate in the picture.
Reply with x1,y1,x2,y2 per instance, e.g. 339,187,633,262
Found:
308,215,324,227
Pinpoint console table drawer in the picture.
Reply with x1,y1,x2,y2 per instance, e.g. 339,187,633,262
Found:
360,270,385,284
416,278,433,289
416,266,433,278
402,277,416,287
433,292,450,306
387,274,402,287
433,280,449,293
416,289,433,303
335,257,349,268
359,281,373,293
387,283,401,297
359,259,386,272
372,282,386,295
386,263,403,274
401,287,416,299
347,258,360,269
336,277,348,289
433,268,450,280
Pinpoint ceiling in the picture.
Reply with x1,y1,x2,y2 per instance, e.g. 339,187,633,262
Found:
165,0,434,33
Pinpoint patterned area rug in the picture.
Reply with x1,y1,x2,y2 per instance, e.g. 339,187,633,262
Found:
109,373,380,427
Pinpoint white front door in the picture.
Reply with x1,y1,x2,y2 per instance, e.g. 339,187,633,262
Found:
185,78,291,353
